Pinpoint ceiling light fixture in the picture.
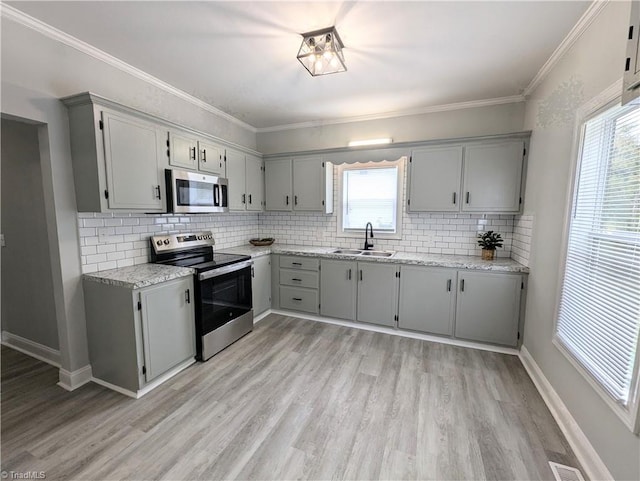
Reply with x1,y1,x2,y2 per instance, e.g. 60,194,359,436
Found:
348,138,393,147
297,26,346,77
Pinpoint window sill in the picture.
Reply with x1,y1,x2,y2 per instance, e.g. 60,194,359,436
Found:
336,231,402,241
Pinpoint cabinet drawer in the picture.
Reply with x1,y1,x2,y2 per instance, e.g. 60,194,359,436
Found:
280,268,319,289
280,256,319,271
280,286,319,314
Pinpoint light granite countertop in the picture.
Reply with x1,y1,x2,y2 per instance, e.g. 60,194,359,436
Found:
83,264,195,289
220,244,529,273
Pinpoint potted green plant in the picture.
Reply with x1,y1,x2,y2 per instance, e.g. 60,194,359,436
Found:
477,230,503,260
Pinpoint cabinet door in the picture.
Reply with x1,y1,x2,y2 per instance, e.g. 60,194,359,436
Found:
357,262,399,327
320,259,357,320
293,157,324,211
245,154,264,211
623,0,640,105
455,271,521,347
408,146,463,212
226,148,247,210
169,131,199,170
265,158,293,211
139,277,195,382
198,140,225,175
252,255,271,315
462,140,524,212
101,111,164,210
398,266,456,336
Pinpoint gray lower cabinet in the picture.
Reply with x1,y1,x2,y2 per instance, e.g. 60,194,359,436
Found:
357,262,399,327
278,255,319,314
455,271,522,347
320,259,357,320
252,255,271,316
83,276,196,395
398,266,456,336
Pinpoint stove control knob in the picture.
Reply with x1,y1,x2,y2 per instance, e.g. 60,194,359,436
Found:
163,239,170,245
156,240,163,246
207,234,212,239
197,235,203,240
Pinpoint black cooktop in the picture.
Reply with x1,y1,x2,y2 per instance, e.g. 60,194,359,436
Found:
163,252,250,272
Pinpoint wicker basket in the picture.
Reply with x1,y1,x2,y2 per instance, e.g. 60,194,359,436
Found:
249,238,275,246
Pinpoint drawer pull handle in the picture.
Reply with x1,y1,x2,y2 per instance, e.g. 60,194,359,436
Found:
292,262,302,266
292,297,303,301
292,278,302,281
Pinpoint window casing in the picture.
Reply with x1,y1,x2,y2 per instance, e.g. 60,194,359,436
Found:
336,159,405,239
555,99,640,432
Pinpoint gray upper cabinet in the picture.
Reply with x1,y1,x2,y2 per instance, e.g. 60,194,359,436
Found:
408,146,463,212
226,148,248,211
398,266,456,336
246,154,265,211
292,156,324,211
320,259,358,320
455,271,522,347
265,158,293,211
357,262,399,327
265,157,333,213
169,130,199,170
198,139,225,175
227,150,264,211
139,277,196,382
623,0,640,105
462,140,524,213
101,110,165,211
252,255,271,316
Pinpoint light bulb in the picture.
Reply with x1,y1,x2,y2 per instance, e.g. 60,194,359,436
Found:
330,57,339,68
315,59,323,72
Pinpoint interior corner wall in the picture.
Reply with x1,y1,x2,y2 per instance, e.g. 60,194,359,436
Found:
256,101,526,154
1,120,59,349
521,2,639,479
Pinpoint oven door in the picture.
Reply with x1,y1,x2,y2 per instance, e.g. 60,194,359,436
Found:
166,169,228,213
196,261,253,337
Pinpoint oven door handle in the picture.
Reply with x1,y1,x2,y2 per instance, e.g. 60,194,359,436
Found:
198,260,253,281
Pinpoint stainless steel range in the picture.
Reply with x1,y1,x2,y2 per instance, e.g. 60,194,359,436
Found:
150,231,253,361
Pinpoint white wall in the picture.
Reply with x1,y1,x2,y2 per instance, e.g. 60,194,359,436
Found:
522,2,639,480
257,102,525,154
1,120,59,350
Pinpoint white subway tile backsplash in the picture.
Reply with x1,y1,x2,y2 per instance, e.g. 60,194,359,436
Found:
511,214,533,267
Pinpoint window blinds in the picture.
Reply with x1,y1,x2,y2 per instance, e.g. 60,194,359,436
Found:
557,103,640,407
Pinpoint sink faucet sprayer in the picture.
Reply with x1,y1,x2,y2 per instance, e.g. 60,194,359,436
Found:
364,222,374,250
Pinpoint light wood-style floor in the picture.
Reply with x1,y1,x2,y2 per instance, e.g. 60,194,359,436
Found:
2,314,582,480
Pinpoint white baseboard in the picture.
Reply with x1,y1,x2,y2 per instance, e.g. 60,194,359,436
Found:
91,358,195,399
254,309,273,324
271,309,519,356
57,364,93,391
519,346,613,481
1,330,61,367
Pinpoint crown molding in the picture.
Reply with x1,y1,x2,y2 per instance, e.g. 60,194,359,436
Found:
256,95,526,133
0,3,258,133
523,0,609,97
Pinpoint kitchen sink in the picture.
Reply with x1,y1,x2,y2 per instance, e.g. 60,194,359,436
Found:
332,249,364,255
331,248,395,258
359,251,394,257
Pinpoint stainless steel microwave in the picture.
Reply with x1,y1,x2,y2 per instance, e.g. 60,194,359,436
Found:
165,169,228,213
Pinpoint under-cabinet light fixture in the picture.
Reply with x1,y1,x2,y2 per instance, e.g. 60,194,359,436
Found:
297,26,346,76
347,138,393,147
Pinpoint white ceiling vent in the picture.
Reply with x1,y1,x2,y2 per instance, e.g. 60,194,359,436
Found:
549,461,586,481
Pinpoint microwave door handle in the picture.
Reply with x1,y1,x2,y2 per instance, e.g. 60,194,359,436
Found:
214,184,220,206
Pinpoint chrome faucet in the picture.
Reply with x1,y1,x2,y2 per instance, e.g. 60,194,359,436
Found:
364,222,374,250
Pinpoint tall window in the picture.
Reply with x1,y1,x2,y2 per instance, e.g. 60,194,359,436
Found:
556,101,640,431
337,159,404,237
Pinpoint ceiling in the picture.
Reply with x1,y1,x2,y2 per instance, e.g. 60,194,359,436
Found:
8,1,591,130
